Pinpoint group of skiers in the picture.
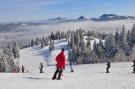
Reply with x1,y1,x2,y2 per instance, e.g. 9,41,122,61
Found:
106,60,135,73
20,63,43,73
19,48,135,80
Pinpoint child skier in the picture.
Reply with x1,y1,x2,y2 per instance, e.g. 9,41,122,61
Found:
21,65,25,73
52,48,66,80
39,63,43,73
131,60,135,73
106,62,111,73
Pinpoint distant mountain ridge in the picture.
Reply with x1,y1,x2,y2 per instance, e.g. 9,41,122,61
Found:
77,16,88,20
91,14,135,21
1,14,135,24
28,14,135,23
48,17,67,21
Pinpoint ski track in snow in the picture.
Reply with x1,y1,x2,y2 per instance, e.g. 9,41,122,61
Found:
1,39,135,89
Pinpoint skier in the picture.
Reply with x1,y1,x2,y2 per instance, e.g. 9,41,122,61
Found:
39,63,43,73
21,65,25,73
69,60,74,72
68,48,74,72
131,60,135,73
106,62,111,73
52,48,66,80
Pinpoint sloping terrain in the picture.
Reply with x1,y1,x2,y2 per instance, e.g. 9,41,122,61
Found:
0,39,135,89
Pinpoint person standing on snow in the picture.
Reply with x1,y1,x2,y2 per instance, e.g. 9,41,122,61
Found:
21,65,25,73
68,48,74,72
106,62,111,73
69,60,74,72
131,60,135,73
39,63,43,73
52,48,66,80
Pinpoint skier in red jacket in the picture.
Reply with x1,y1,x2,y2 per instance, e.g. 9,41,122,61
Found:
52,48,66,80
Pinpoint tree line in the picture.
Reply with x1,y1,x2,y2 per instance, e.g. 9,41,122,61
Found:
1,25,135,72
68,25,135,64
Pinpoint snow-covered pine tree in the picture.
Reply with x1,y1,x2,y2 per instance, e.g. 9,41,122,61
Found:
80,39,86,52
70,32,75,49
12,41,20,59
119,25,126,48
35,37,40,45
74,31,81,45
51,32,55,40
130,24,135,46
114,29,120,46
86,36,91,49
3,44,15,72
40,37,45,48
31,39,35,46
126,30,133,48
104,34,118,62
0,49,7,72
49,40,54,51
82,49,98,64
97,40,105,59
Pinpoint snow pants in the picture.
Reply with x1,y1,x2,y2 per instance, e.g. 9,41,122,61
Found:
70,61,74,72
106,66,110,73
52,67,63,79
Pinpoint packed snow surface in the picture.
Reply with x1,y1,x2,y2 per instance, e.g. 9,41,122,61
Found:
0,62,135,89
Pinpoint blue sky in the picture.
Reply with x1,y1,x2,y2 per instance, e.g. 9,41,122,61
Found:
0,0,135,22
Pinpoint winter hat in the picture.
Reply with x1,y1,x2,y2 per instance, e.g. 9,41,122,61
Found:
62,48,65,51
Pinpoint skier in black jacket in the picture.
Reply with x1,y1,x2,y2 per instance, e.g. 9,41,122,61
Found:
39,63,43,73
21,65,25,73
131,60,135,73
106,62,111,73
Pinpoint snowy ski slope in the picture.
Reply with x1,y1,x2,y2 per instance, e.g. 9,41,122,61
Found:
0,62,135,89
0,39,135,89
